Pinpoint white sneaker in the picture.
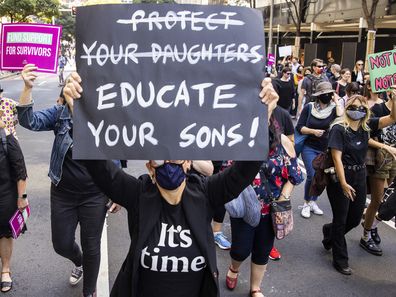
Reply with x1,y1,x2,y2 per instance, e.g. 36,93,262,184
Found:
69,265,83,286
309,201,324,215
301,203,311,218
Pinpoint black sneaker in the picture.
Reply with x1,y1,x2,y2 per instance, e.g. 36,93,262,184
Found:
371,228,381,245
359,238,382,256
333,262,352,275
69,265,83,286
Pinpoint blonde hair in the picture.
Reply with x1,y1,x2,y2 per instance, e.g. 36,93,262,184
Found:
353,60,364,74
333,95,371,132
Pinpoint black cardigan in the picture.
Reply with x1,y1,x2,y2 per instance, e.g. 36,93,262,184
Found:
85,160,262,297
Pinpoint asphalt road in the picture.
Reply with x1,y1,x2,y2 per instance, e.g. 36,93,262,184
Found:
1,71,396,297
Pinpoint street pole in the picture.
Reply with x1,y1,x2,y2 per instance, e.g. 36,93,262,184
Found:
267,0,274,55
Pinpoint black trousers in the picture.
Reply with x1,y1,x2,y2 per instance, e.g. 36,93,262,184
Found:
51,184,107,295
326,169,367,268
212,161,227,224
230,215,275,265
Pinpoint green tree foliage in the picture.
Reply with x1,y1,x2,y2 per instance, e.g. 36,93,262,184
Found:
0,0,60,23
57,10,75,43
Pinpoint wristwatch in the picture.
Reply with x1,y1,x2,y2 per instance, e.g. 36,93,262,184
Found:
19,194,27,199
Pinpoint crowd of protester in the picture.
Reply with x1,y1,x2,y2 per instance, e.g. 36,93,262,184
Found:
0,53,395,297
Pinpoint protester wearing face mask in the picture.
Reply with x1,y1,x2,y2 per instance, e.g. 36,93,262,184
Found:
298,59,329,117
296,82,343,219
62,73,279,297
322,91,396,275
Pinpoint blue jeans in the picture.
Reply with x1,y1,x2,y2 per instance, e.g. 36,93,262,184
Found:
301,145,322,202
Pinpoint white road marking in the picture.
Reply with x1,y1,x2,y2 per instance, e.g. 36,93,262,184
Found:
97,215,110,297
38,80,47,86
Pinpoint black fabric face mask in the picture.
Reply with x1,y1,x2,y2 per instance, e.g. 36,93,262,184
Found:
318,93,333,104
155,163,186,190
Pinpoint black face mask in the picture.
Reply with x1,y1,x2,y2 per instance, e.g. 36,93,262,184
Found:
318,93,333,104
155,163,186,190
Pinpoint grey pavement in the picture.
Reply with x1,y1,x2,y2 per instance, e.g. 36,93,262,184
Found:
1,72,396,297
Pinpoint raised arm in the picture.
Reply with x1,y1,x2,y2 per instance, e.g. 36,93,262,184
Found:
17,103,59,131
84,160,141,210
205,77,278,207
16,64,60,131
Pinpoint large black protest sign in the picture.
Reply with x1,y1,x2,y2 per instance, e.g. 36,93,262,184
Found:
74,3,267,160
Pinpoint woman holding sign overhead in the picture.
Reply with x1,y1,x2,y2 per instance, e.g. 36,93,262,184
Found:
62,72,279,297
16,64,121,297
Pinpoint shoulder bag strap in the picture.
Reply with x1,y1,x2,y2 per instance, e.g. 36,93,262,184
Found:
260,168,275,201
0,129,8,155
336,82,340,95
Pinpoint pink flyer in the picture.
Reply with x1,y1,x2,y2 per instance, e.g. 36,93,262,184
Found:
267,53,275,66
1,23,62,73
9,206,30,239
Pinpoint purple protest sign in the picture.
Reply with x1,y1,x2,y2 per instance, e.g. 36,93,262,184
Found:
9,205,30,239
267,53,275,66
1,23,62,73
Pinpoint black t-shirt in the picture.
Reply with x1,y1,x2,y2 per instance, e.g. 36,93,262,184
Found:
272,78,295,110
296,103,338,151
138,199,205,297
333,81,348,98
328,118,380,166
57,148,101,194
371,103,396,146
271,106,294,137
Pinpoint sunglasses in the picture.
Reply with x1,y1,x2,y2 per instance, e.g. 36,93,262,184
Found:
357,63,363,66
150,160,185,168
346,105,367,112
315,65,324,68
285,72,292,75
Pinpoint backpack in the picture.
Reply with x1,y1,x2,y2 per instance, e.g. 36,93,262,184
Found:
305,74,327,103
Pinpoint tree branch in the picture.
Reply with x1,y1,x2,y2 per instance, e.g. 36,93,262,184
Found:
362,0,370,18
285,0,299,28
370,0,380,17
303,0,318,10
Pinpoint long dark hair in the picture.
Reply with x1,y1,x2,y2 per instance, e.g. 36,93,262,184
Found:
269,114,281,150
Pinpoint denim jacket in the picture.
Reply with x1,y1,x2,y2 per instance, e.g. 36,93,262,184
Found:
17,102,72,186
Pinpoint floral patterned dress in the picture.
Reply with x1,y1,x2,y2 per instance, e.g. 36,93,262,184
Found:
0,97,18,136
253,143,304,215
